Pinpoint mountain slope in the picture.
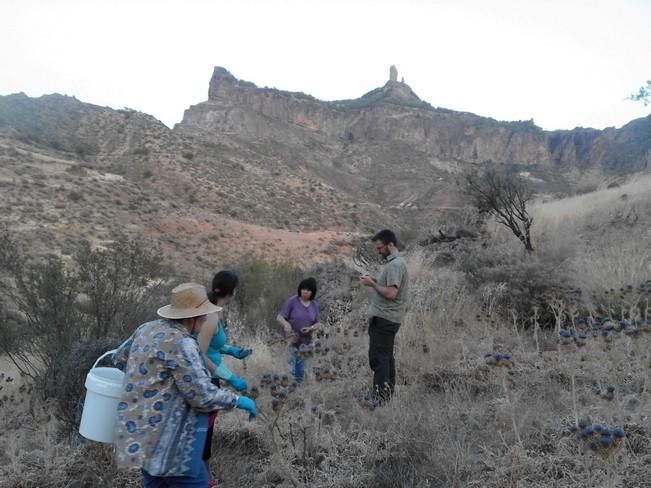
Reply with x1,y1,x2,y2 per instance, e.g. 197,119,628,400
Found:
1,68,650,270
177,67,651,217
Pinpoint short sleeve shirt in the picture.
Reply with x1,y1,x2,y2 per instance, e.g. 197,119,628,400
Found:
367,253,409,323
279,295,320,345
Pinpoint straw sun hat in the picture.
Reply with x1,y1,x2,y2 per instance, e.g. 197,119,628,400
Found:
157,282,222,319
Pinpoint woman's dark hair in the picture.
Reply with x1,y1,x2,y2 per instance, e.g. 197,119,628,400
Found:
297,277,317,300
208,270,239,303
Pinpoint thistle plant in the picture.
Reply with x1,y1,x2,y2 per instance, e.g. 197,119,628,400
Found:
568,420,626,458
484,352,514,368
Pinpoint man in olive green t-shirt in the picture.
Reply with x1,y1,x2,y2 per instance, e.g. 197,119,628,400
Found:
360,229,409,403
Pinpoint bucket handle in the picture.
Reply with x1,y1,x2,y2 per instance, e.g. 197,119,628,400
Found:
92,349,118,370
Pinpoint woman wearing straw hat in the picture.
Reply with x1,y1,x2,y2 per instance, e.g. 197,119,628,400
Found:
112,282,257,488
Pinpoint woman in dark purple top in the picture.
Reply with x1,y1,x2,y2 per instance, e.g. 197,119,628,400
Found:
276,277,321,382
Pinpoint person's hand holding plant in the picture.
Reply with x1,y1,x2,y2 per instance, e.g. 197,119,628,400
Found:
284,325,298,342
360,275,375,287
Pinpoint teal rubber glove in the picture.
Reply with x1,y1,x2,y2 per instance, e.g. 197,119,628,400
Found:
236,395,257,418
212,363,233,382
223,345,252,359
228,375,248,392
233,347,252,359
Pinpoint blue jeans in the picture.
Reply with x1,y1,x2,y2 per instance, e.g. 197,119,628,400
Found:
289,346,305,382
142,465,209,487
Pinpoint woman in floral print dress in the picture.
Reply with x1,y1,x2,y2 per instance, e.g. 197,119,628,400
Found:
112,282,257,488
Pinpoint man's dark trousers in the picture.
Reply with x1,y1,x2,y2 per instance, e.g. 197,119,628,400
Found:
368,316,401,402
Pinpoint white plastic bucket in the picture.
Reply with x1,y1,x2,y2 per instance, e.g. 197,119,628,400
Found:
79,349,125,443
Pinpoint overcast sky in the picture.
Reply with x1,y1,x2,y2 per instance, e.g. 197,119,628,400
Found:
1,0,650,131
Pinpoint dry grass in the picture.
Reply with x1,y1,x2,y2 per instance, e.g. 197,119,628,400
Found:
1,288,650,487
569,241,651,292
486,171,651,291
532,172,651,228
530,173,651,292
2,187,651,487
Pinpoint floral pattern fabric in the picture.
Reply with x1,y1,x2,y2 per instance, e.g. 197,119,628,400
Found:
112,319,238,477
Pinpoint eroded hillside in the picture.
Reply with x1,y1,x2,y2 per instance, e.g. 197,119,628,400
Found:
1,68,650,269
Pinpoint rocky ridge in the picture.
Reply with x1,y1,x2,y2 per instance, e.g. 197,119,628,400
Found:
1,67,650,270
178,66,651,216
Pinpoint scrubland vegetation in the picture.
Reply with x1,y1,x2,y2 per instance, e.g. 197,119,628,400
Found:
1,175,650,487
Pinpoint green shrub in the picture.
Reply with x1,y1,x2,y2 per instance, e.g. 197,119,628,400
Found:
227,258,356,338
457,243,561,327
228,255,303,334
0,228,170,401
132,147,150,156
0,253,86,395
53,337,121,439
303,260,356,327
67,191,82,202
74,236,169,340
71,141,98,160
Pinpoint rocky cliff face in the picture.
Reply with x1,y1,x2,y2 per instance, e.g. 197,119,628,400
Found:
180,66,650,174
1,68,649,269
175,66,650,219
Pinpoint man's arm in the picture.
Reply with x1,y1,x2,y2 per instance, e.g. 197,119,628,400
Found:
361,275,399,300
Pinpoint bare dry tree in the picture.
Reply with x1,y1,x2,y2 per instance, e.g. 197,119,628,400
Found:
460,168,534,252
